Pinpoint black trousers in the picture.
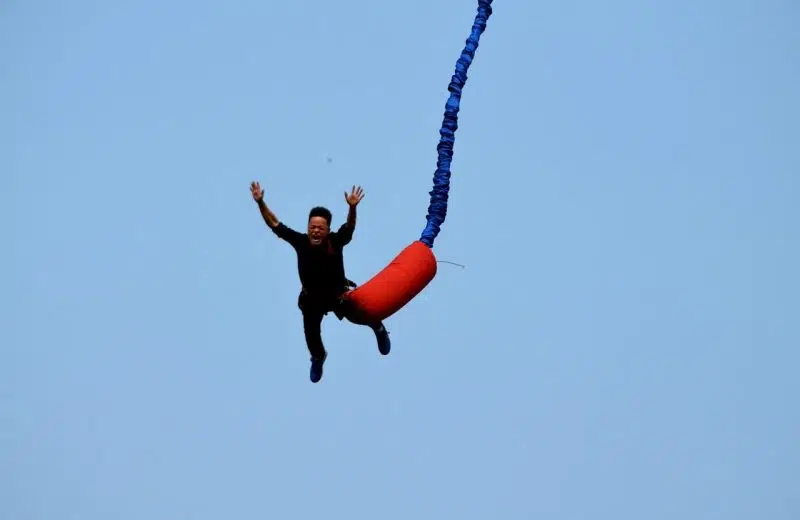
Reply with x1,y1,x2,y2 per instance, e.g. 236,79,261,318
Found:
298,288,380,360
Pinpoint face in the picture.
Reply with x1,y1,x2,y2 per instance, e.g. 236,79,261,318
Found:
307,216,330,245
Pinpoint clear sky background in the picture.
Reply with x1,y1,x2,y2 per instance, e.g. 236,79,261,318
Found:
3,0,798,518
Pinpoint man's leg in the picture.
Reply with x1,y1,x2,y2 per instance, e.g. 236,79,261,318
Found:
303,310,328,383
302,310,326,359
334,298,392,356
299,291,328,383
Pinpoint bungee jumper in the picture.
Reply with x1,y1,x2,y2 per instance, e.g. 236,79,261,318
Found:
250,181,390,383
251,0,492,383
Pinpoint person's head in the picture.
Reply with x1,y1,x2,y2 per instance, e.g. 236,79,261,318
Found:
307,206,332,245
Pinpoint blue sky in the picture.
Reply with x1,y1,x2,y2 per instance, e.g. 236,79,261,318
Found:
3,0,798,518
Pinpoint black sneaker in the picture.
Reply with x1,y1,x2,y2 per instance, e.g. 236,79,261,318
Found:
309,351,327,383
374,325,391,356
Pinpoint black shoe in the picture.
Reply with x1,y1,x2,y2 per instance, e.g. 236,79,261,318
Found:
310,351,327,383
374,325,391,356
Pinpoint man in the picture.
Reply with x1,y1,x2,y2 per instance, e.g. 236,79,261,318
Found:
250,181,391,383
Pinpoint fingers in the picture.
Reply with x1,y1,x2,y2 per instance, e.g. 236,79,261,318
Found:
250,181,263,200
344,185,365,204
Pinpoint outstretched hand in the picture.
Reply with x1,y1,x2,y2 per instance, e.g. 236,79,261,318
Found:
344,185,365,207
250,181,264,202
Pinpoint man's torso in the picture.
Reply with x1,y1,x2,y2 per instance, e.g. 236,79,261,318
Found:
294,233,347,295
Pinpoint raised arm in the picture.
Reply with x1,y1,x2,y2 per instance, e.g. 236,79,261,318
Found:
334,185,365,247
344,185,365,230
251,181,279,228
251,181,305,246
